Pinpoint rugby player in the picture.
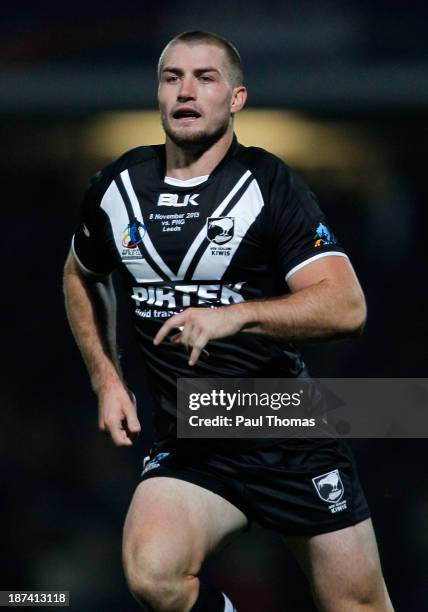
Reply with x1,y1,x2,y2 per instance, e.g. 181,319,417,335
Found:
63,31,394,611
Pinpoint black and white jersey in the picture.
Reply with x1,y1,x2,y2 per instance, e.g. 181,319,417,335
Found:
73,136,347,406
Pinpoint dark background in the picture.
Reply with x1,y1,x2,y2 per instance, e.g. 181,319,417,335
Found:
1,2,427,610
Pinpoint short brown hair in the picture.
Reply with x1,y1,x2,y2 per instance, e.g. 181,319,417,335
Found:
158,30,243,87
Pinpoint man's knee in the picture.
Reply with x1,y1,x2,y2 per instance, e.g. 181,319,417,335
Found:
313,563,391,612
123,543,197,612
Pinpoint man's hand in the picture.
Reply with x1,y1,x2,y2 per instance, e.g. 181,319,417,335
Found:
98,383,141,446
153,306,247,366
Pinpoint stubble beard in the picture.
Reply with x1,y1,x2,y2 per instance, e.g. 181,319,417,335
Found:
161,112,231,154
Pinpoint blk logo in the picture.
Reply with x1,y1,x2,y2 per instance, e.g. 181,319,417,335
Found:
157,193,200,207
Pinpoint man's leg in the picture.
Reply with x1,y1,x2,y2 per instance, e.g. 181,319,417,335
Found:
284,518,394,612
122,476,247,612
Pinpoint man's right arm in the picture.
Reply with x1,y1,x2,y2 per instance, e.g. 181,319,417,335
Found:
63,250,141,446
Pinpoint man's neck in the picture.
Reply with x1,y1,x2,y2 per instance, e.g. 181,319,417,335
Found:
165,130,234,180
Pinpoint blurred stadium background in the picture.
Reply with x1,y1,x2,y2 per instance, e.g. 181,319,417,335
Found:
1,2,427,610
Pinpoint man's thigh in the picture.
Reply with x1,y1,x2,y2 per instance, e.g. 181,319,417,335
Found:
284,518,394,611
123,476,248,580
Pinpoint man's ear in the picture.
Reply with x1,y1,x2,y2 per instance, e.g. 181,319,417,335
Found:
231,86,248,114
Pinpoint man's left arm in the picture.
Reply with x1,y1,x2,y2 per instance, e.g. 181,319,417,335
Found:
153,255,366,366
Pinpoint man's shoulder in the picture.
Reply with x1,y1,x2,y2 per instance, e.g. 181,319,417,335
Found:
234,142,293,192
92,144,161,187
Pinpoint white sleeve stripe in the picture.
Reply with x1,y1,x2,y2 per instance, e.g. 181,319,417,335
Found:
71,235,103,276
285,251,349,281
222,592,235,612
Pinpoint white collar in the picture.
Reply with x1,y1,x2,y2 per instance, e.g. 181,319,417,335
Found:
164,174,209,187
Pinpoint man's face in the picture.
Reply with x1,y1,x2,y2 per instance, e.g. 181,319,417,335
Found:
158,42,238,150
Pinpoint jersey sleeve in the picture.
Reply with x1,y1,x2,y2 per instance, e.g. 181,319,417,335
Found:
268,163,347,282
72,171,118,275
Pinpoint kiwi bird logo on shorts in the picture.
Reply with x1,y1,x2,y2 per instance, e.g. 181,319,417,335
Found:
312,469,344,503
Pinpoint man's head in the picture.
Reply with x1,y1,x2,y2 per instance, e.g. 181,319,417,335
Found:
157,31,247,151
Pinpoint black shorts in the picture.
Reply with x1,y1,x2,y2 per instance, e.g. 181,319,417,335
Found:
139,432,370,537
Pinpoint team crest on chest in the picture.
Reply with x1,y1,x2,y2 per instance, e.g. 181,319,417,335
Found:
207,217,234,245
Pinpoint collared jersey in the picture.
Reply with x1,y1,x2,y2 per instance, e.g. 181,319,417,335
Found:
73,137,347,406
